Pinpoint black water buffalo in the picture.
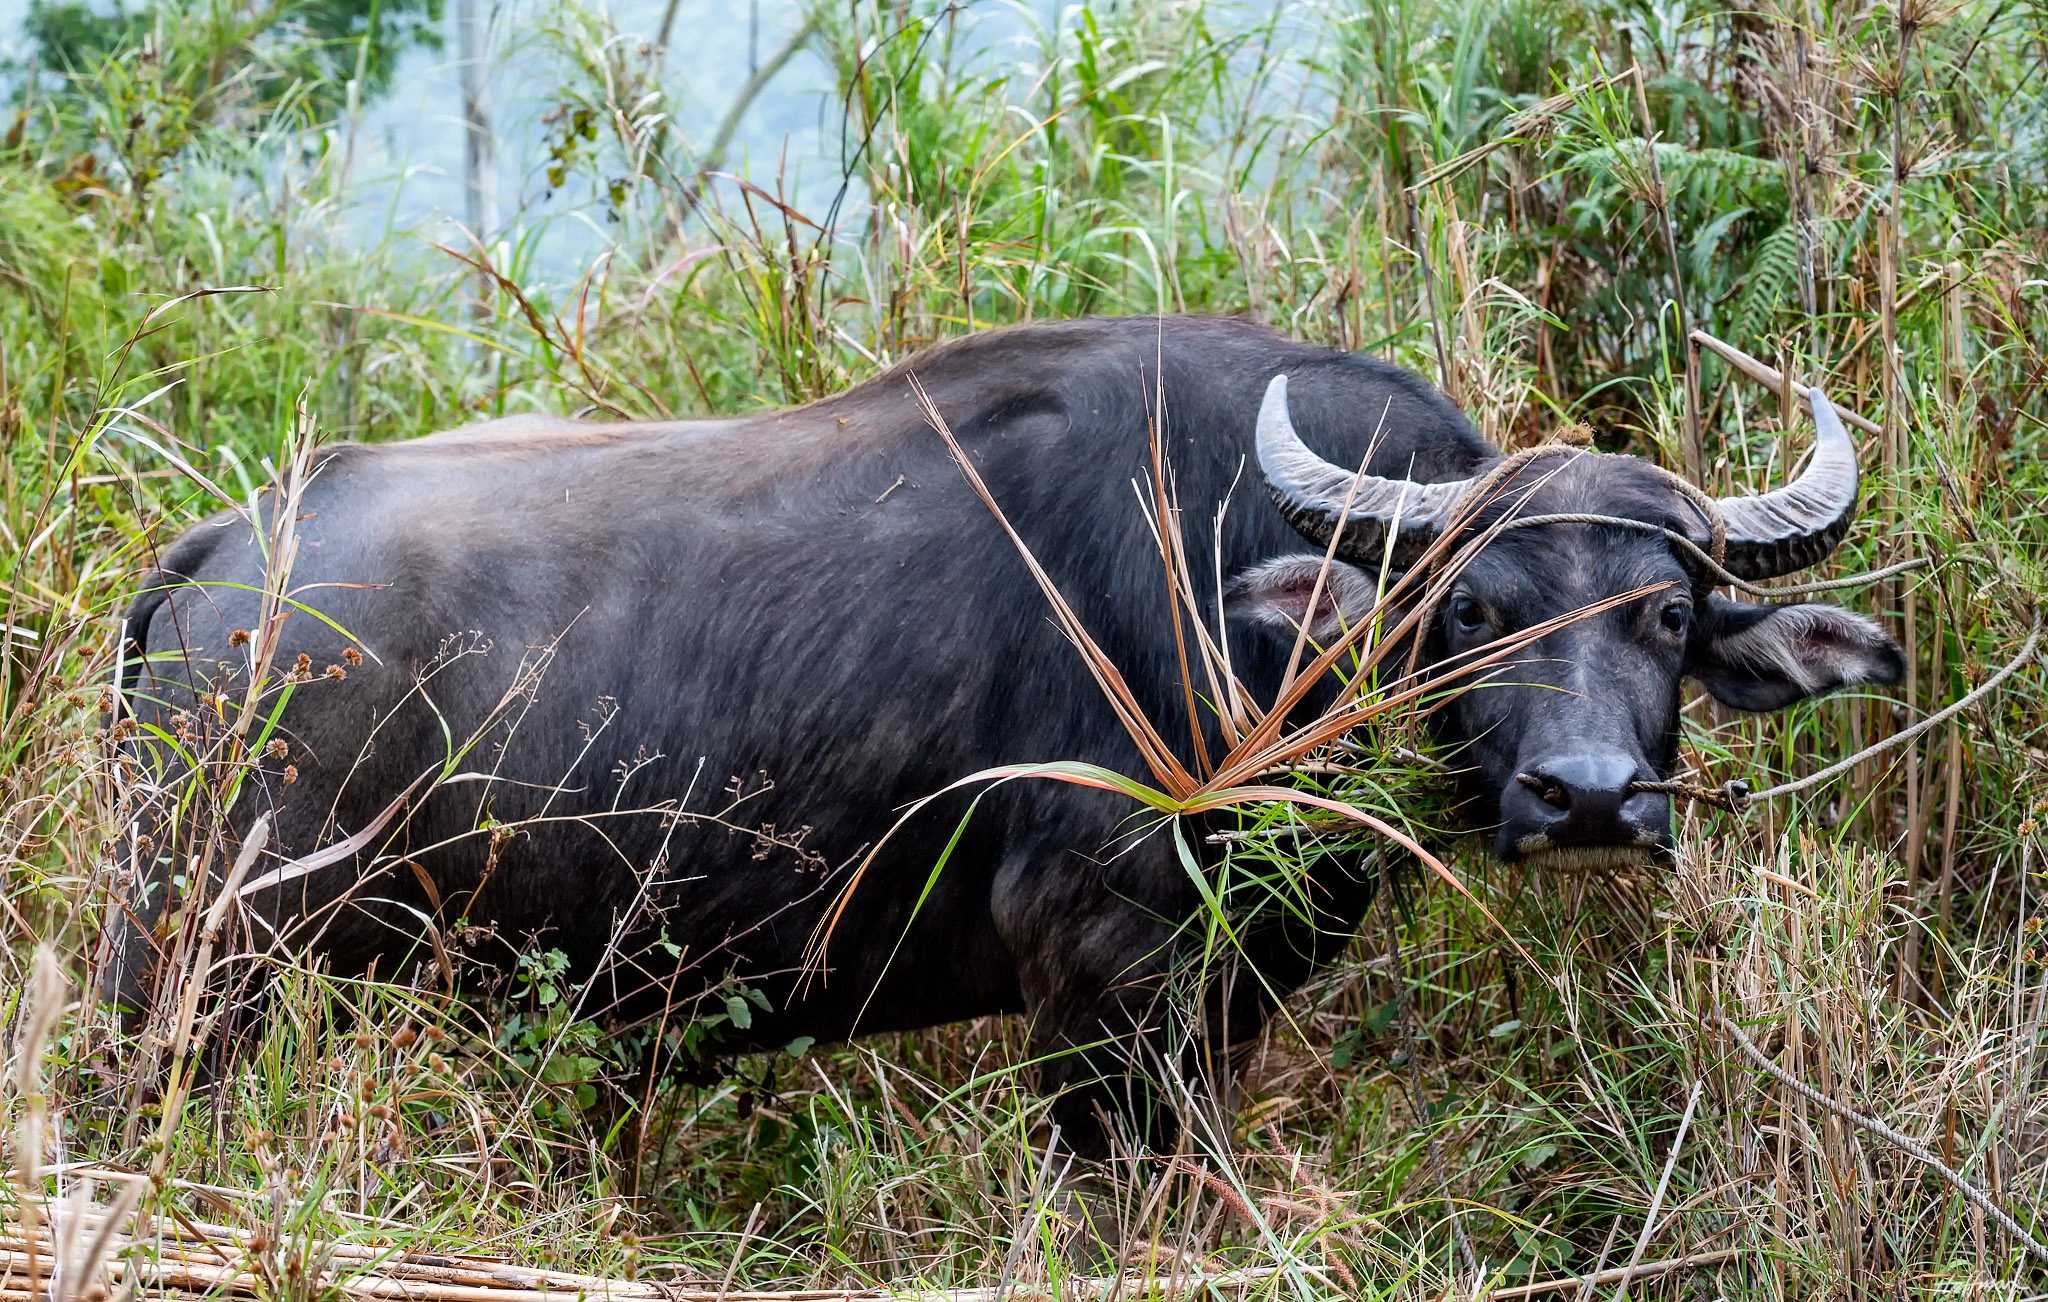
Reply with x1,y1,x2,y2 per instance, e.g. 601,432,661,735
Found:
106,315,1899,1153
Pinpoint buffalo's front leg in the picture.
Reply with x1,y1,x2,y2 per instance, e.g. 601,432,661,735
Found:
989,809,1211,1160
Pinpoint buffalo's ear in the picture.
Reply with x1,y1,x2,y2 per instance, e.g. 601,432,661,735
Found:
1225,556,1381,643
1690,594,1906,712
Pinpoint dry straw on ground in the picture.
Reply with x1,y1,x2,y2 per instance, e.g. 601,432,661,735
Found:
0,1208,1332,1302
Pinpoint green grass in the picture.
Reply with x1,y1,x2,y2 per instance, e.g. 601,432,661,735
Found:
5,0,2048,1295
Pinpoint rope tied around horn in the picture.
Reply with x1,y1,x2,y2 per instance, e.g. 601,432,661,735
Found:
1255,371,1864,580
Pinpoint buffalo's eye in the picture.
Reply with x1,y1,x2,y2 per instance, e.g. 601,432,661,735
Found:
1449,596,1491,637
1660,600,1692,636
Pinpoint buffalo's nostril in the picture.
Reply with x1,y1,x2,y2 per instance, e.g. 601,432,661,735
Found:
1499,751,1671,862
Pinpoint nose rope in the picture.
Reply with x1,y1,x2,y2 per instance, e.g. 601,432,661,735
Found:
1627,776,1752,812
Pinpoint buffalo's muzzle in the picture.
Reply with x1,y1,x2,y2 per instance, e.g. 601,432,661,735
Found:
1497,750,1672,865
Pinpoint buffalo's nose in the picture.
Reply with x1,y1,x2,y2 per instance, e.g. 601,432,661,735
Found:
1495,751,1671,859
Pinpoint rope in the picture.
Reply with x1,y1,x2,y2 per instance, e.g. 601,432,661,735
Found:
1490,512,1931,598
1718,1011,2048,1264
1629,608,2042,812
1628,777,1750,812
1397,447,1638,682
1441,446,1728,568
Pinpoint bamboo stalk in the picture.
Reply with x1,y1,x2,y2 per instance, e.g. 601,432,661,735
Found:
1631,66,1702,483
1484,1244,1751,1299
1689,331,1883,436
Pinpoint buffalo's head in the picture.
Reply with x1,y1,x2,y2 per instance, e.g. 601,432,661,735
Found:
1229,375,1904,867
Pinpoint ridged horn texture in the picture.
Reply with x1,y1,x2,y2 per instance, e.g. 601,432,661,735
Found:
1255,374,1473,568
1712,388,1861,580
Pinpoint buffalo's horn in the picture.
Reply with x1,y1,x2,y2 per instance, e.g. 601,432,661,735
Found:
1711,388,1861,580
1256,374,1473,567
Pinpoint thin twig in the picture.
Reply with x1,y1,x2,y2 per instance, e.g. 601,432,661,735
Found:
1611,1081,1702,1302
1690,330,1884,437
713,1204,761,1302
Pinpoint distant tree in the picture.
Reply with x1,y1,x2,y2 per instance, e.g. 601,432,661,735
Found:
19,0,443,118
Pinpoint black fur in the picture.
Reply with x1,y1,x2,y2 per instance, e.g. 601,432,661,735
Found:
107,317,1483,1153
106,315,1899,1153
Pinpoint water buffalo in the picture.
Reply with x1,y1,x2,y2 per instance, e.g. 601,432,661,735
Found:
105,315,1899,1154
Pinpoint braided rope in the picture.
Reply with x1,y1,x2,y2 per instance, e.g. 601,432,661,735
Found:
1489,512,1931,597
1439,445,1729,568
1718,1011,2048,1264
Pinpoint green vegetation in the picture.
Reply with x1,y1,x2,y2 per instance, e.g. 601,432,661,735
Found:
4,0,2046,1295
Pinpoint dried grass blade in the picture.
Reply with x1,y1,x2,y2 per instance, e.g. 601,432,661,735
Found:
910,374,1195,795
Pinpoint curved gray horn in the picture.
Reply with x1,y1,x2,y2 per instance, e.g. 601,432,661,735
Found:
1712,387,1861,580
1256,374,1473,567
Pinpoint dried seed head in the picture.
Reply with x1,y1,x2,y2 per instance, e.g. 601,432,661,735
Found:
343,647,363,666
392,1026,417,1049
325,664,346,681
282,764,299,786
266,738,289,759
229,629,251,647
294,653,312,674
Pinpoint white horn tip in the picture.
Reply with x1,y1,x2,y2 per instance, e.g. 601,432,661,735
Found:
1262,372,1289,410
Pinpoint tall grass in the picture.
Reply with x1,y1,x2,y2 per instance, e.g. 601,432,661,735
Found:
3,0,2046,1295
